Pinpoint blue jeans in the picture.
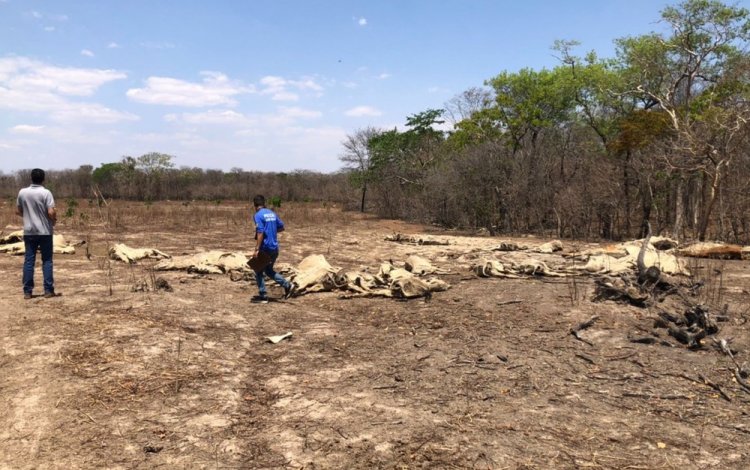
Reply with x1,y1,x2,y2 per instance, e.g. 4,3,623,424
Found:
23,235,54,295
255,250,289,296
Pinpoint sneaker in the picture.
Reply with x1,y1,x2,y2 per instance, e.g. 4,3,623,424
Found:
283,282,297,299
44,291,56,298
24,293,32,300
251,295,269,304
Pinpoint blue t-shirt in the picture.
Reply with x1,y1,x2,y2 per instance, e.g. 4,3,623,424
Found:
254,207,284,252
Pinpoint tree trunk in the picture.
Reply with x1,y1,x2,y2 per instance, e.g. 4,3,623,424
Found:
673,176,684,240
623,150,632,238
360,184,367,213
697,164,724,242
640,179,654,238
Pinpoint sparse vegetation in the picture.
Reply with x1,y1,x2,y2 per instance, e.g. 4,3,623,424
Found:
3,200,750,468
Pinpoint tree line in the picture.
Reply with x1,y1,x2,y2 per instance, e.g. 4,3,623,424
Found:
0,153,350,205
339,0,750,243
2,1,748,243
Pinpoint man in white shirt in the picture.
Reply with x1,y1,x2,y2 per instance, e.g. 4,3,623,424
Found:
16,168,57,299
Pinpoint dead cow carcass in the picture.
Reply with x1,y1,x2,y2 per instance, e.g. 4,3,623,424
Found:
571,238,688,276
109,243,171,264
678,242,750,260
154,251,250,274
289,254,450,299
0,230,79,255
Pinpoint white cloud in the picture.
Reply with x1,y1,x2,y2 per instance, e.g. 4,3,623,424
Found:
0,56,135,123
278,106,322,119
235,128,264,137
358,17,367,26
166,106,321,130
132,131,209,147
261,106,323,127
10,125,45,134
376,73,391,80
293,78,324,92
165,109,255,126
121,123,347,172
345,105,382,117
259,75,323,101
107,42,120,49
260,76,294,100
44,26,55,32
0,86,138,123
50,103,138,124
26,10,67,21
271,91,299,101
127,71,253,107
0,57,126,96
80,49,95,57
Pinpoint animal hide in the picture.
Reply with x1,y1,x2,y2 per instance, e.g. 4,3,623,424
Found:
109,243,171,264
0,230,78,255
154,250,250,273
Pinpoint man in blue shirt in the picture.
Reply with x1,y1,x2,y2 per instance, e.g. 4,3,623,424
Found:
250,195,295,303
16,168,57,299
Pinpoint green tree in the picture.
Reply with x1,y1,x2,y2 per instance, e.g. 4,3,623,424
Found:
92,162,129,198
486,67,577,151
616,0,750,239
369,109,446,187
340,127,382,212
136,152,175,200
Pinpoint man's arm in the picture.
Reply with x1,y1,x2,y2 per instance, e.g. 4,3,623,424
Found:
48,207,57,226
15,205,22,217
253,232,264,257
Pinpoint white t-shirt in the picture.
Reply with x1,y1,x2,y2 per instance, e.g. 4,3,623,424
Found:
17,184,55,235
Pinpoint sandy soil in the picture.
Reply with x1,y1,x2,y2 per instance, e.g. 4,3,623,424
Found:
2,202,750,469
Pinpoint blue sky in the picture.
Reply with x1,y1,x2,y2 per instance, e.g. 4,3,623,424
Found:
0,0,689,173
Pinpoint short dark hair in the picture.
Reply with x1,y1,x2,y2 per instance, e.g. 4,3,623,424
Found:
31,168,45,184
253,195,265,207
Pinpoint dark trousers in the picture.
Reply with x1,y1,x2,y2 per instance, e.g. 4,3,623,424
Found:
255,250,289,296
23,235,54,294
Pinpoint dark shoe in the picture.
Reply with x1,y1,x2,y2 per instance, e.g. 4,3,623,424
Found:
283,282,297,299
24,293,32,300
251,295,269,304
44,291,56,298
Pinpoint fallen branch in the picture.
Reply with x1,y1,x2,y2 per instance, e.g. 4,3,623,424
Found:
575,353,596,364
570,315,599,346
606,351,638,361
373,385,400,390
622,392,690,400
630,336,659,345
712,338,750,395
733,369,750,395
698,374,732,402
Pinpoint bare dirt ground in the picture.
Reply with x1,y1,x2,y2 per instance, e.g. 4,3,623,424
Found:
2,201,750,469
